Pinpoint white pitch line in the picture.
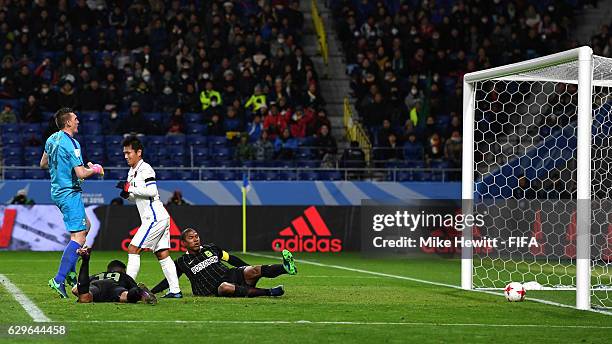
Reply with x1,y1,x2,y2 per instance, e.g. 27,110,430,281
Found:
0,274,50,322
244,253,612,316
59,319,612,329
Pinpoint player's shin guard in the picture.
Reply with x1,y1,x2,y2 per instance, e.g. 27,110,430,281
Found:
126,254,141,279
261,264,287,278
159,257,181,294
54,240,81,283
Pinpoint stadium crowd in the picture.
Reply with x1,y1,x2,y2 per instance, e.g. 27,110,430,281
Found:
0,0,344,180
0,0,607,181
330,0,585,171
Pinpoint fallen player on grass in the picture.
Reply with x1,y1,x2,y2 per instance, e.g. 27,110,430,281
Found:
151,228,297,297
72,247,157,304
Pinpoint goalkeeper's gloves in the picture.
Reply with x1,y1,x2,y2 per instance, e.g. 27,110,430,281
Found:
87,162,104,175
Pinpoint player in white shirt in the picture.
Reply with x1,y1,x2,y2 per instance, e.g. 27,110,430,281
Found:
115,137,182,298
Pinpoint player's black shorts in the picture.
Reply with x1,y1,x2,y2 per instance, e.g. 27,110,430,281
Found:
90,280,127,302
222,267,248,287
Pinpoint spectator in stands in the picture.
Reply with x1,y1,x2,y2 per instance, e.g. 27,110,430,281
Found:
167,107,185,136
263,102,287,140
120,101,149,135
289,106,310,138
425,133,444,163
38,81,58,112
445,116,462,140
308,108,331,137
57,80,79,109
207,112,225,137
15,65,35,97
254,130,274,161
34,58,57,85
235,134,255,162
103,108,122,135
167,190,190,206
224,106,243,134
21,95,42,123
80,79,105,112
404,85,424,114
340,140,366,172
400,119,419,142
247,113,264,142
0,104,17,124
159,85,179,113
10,189,35,205
444,130,463,168
303,83,324,111
423,115,438,142
377,119,394,146
313,125,337,160
200,80,222,113
245,84,267,114
362,92,387,127
381,133,402,161
274,128,298,160
179,83,201,113
57,56,78,82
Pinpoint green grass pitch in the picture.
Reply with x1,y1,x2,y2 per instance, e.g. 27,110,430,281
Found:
0,251,610,343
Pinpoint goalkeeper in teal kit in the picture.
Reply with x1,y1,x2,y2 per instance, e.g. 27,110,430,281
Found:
40,107,105,298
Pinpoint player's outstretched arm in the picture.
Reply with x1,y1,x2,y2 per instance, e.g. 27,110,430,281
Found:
223,251,250,267
76,247,93,303
39,151,48,169
74,162,104,180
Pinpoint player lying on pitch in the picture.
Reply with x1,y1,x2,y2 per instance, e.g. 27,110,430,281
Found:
72,247,157,304
151,228,297,297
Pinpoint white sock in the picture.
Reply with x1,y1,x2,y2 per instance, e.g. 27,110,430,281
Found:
126,254,141,279
159,257,181,294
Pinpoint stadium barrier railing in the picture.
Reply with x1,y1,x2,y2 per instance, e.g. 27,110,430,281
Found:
311,0,329,73
343,97,372,163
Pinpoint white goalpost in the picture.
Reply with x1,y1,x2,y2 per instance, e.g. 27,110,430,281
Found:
462,46,612,311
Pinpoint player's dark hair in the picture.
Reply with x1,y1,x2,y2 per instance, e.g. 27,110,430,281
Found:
127,287,141,303
122,136,144,155
180,228,196,241
107,260,127,273
54,107,74,129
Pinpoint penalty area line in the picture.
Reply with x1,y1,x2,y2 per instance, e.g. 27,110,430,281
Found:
243,253,612,316
61,319,612,329
0,274,50,322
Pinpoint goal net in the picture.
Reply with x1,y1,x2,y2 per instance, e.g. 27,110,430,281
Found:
462,46,612,310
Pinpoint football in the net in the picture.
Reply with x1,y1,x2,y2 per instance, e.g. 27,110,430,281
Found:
504,282,526,302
